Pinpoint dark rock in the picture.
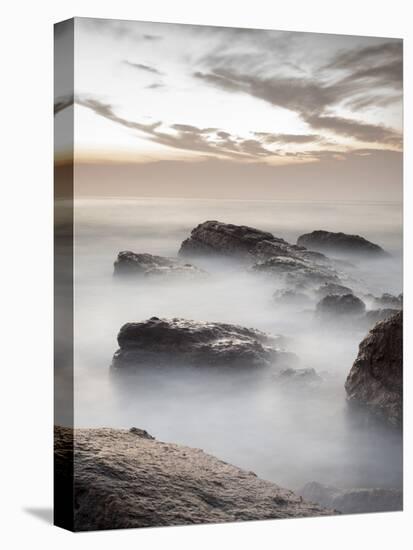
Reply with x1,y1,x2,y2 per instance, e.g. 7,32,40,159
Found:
112,316,295,370
114,251,207,279
298,481,402,514
55,426,333,531
297,230,387,257
315,282,354,299
179,220,277,260
316,294,366,317
345,311,402,427
179,220,330,264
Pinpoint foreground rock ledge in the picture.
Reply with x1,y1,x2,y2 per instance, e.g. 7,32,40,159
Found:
112,316,295,369
55,426,333,531
345,311,402,427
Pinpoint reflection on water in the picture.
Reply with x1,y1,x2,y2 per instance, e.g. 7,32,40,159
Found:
72,198,402,491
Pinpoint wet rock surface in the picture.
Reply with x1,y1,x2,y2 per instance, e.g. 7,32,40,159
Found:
56,426,333,531
345,311,402,427
114,251,207,279
297,230,386,256
298,481,402,514
316,294,366,317
112,316,294,370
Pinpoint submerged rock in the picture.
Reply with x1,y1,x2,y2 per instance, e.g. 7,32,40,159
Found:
316,293,366,317
112,316,295,370
362,308,400,329
114,251,207,279
273,289,312,307
373,293,403,310
297,230,387,257
315,282,354,299
345,311,402,427
298,481,402,514
55,426,333,531
252,256,339,288
275,367,323,388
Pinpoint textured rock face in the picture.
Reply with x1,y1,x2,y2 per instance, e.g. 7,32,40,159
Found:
55,426,333,531
297,230,386,256
316,294,366,317
112,316,294,369
114,251,207,279
298,482,402,514
179,220,278,259
179,220,329,264
345,311,402,427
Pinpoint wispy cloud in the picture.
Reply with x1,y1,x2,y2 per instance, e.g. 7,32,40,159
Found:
124,60,163,75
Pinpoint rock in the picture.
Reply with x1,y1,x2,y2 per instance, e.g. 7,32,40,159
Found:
315,282,354,299
275,367,323,388
298,481,402,514
114,251,207,279
297,230,387,257
345,311,402,427
179,220,277,259
273,289,312,307
179,220,330,264
316,294,366,317
373,293,403,310
55,426,333,531
112,316,295,370
252,256,339,288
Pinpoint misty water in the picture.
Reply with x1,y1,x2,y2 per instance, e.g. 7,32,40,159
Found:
73,197,402,492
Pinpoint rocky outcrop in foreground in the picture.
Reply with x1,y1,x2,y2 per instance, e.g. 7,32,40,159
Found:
297,230,386,256
112,316,294,370
298,482,402,514
345,311,402,427
55,426,333,531
114,251,207,280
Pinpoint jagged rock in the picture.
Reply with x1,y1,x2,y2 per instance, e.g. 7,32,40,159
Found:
179,220,277,259
297,230,387,257
316,294,366,317
112,316,295,370
55,426,333,531
273,289,312,306
298,481,402,514
345,311,402,427
114,251,207,279
179,221,330,264
315,282,354,299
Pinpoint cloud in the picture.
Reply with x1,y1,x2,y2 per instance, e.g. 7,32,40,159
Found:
324,40,402,71
124,61,163,75
254,132,321,144
54,95,74,115
304,114,402,146
73,95,275,160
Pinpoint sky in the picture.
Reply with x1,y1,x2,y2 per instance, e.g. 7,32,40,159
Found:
55,18,403,200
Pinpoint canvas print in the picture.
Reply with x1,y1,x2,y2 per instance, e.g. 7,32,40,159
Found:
54,18,403,531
